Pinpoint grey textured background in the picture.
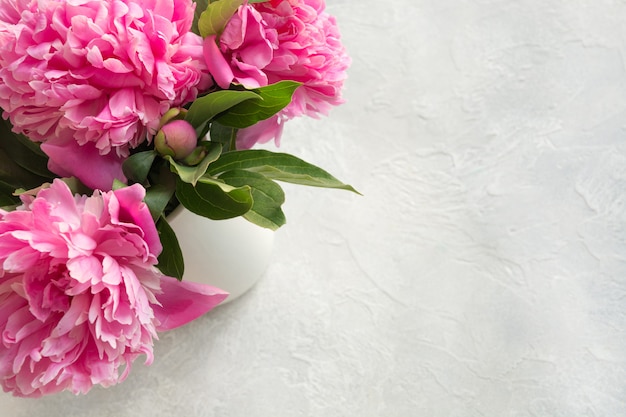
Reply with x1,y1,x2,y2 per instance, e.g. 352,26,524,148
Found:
2,0,626,415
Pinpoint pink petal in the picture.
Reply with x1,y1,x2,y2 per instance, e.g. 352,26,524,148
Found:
103,58,134,73
42,139,126,191
203,35,234,89
232,60,267,88
112,184,162,256
2,246,40,272
67,256,103,284
236,115,284,149
153,276,228,331
35,180,82,226
51,295,89,338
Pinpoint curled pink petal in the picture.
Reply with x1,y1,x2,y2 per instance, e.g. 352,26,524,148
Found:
236,115,285,149
154,276,228,332
111,184,162,257
41,139,126,191
203,36,235,89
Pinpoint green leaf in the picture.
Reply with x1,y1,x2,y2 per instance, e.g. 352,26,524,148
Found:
209,122,238,151
122,151,157,184
206,150,360,193
191,0,209,35
166,142,222,186
0,118,54,189
198,0,244,38
214,81,301,128
185,89,259,130
111,179,127,191
219,169,286,230
0,120,53,179
145,183,176,221
176,176,253,220
156,216,185,280
0,179,19,206
60,177,92,196
0,199,17,210
0,147,50,190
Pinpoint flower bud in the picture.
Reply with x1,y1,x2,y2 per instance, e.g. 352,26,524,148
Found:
154,120,198,160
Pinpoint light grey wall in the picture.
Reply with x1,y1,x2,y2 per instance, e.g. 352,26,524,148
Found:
3,0,626,416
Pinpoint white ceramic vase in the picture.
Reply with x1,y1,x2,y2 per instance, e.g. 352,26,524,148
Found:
166,206,275,304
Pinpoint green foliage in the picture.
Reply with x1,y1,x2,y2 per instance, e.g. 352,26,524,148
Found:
218,169,286,230
191,0,269,36
165,142,222,186
185,81,299,139
175,176,253,220
191,0,208,35
122,151,157,184
0,122,52,179
214,81,301,128
0,180,18,208
185,90,259,131
197,0,244,38
209,122,238,152
145,183,176,222
164,148,357,230
207,149,360,193
156,216,185,280
0,119,56,204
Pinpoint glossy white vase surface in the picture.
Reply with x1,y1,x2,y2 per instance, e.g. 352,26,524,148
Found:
167,207,275,304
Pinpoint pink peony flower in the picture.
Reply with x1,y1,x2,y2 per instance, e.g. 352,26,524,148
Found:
0,0,211,190
0,180,227,397
204,0,350,148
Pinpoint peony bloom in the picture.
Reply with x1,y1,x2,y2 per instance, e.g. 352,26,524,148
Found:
204,0,350,148
0,0,211,190
0,180,227,397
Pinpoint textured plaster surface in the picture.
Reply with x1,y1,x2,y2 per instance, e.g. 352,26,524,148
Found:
1,0,626,416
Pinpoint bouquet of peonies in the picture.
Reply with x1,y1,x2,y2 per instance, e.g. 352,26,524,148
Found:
0,0,353,397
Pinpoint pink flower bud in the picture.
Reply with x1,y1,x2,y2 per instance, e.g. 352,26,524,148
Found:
154,120,198,160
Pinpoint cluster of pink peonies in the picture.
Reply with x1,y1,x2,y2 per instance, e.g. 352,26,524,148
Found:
0,0,349,189
0,0,349,398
